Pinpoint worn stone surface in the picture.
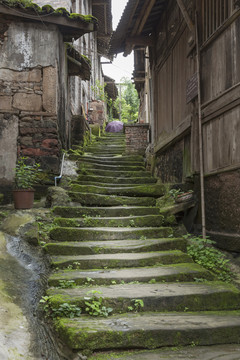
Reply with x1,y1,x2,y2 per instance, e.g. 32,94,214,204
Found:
43,66,57,113
88,345,240,360
0,232,33,359
0,95,12,110
0,68,41,82
45,186,71,208
13,93,42,111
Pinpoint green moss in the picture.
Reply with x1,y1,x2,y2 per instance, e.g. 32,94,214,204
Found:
69,13,98,24
1,0,98,25
41,4,54,13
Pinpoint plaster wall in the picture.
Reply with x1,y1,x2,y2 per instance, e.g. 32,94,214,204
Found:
0,22,59,71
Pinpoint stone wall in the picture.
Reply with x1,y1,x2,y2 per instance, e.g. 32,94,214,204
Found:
124,124,149,155
205,169,240,252
88,100,106,126
0,19,65,196
154,140,184,183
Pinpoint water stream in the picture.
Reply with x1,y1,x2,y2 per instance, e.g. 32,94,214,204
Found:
0,233,66,360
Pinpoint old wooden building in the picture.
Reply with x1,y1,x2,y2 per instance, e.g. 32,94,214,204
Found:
110,0,240,252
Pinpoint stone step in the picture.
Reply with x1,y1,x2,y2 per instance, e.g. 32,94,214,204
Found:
53,311,240,351
77,157,144,166
48,263,214,287
70,184,165,198
77,175,157,184
54,214,165,228
86,149,125,155
49,226,173,242
68,192,157,206
51,250,192,269
53,206,160,218
77,169,153,178
47,282,240,313
78,163,145,171
78,155,143,163
74,181,143,187
44,238,187,256
87,345,240,360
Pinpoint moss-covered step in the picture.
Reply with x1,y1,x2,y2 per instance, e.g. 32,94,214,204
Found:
49,226,173,242
88,346,240,360
68,192,157,206
77,175,157,184
78,163,145,171
74,181,145,187
48,263,214,286
53,311,240,351
54,214,164,228
47,282,240,313
86,150,125,155
70,184,165,198
45,238,187,256
78,155,144,163
77,157,144,166
77,169,152,178
53,206,160,218
50,250,192,269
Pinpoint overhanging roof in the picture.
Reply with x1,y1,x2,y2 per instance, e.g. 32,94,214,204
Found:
109,0,167,57
0,0,98,41
104,75,118,101
92,0,113,57
66,44,91,80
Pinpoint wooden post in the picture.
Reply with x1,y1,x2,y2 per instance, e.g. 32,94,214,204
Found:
195,12,206,238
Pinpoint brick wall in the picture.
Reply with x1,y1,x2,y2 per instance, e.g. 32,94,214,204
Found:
124,124,149,155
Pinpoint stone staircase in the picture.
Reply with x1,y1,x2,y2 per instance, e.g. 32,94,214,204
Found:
45,133,240,358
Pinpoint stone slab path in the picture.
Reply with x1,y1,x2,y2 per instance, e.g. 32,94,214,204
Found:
45,133,240,357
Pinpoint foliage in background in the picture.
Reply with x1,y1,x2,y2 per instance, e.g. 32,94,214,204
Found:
114,77,140,123
186,235,234,282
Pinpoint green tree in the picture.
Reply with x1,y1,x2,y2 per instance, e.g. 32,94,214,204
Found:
115,78,139,123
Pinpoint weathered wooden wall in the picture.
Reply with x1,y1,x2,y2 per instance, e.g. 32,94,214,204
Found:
150,0,240,250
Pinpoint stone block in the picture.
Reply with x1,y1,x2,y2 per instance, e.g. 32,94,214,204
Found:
0,95,12,110
0,68,41,82
42,66,57,113
13,93,42,111
41,138,58,149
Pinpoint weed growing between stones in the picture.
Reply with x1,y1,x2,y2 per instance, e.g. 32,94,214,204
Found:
40,296,81,319
84,290,113,317
128,299,144,312
186,234,234,282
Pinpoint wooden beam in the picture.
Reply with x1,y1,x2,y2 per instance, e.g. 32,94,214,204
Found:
176,0,195,33
124,0,156,56
126,35,155,47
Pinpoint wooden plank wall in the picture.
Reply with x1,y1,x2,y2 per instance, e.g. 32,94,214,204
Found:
201,15,240,174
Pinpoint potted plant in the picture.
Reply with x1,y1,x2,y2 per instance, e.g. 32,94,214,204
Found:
13,156,41,209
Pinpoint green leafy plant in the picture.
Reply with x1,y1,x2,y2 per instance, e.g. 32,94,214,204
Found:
128,299,144,312
14,156,42,189
40,296,81,318
186,234,234,282
57,279,76,288
84,290,113,317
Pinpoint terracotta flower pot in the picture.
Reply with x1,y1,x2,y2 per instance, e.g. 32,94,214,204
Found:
13,189,35,209
175,192,194,203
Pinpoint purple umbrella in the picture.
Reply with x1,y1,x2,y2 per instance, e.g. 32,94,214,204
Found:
105,120,123,133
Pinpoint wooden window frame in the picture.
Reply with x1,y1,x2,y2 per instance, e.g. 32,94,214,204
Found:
202,0,236,42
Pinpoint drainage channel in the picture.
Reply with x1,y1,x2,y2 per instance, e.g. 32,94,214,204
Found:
0,232,68,360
